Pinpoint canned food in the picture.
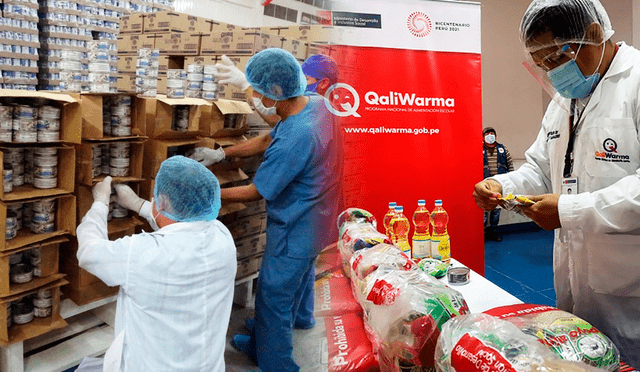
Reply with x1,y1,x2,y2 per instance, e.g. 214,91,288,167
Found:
137,48,153,58
32,297,52,308
0,120,12,130
111,116,131,127
13,131,37,143
89,83,110,93
203,65,217,75
103,124,112,135
138,89,157,97
34,306,52,318
36,119,60,131
33,177,57,189
6,226,17,240
10,163,23,175
30,221,54,234
101,164,110,175
203,91,218,101
33,165,57,179
203,74,216,83
167,69,187,79
110,142,130,157
13,119,37,132
0,105,13,120
37,131,60,143
10,263,33,284
3,168,13,193
12,175,23,186
136,57,151,67
112,126,132,137
109,157,130,168
166,79,185,88
38,105,60,119
112,206,128,219
186,81,203,90
185,90,202,99
202,82,217,91
35,147,57,157
111,105,131,117
9,252,21,265
13,105,37,119
32,211,55,224
35,288,52,299
187,64,204,74
13,308,34,325
447,267,471,286
109,166,129,177
6,211,17,229
34,155,58,167
187,73,204,82
0,131,12,142
92,165,101,178
32,198,56,213
88,62,110,73
167,88,185,99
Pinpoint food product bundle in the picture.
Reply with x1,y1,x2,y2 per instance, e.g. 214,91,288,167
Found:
435,313,604,372
484,304,620,371
337,208,391,277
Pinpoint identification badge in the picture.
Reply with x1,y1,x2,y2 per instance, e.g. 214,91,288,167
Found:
562,177,578,195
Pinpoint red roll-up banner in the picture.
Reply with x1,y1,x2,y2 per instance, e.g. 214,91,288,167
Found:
326,0,484,274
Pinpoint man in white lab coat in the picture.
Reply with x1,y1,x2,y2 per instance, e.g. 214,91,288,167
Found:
474,0,640,364
75,156,236,371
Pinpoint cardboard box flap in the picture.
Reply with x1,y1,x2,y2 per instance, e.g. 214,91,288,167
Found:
156,95,213,107
0,277,68,304
213,99,253,115
0,89,77,104
219,202,246,217
214,168,248,185
0,236,68,257
214,136,247,147
108,216,144,235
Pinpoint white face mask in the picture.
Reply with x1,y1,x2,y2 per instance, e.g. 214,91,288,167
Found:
484,134,496,144
149,199,161,231
252,96,278,116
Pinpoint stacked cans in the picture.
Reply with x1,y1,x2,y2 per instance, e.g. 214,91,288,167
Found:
37,105,61,142
186,64,204,98
166,69,187,99
33,147,58,189
30,197,56,233
109,186,129,220
202,65,219,101
0,105,13,143
12,105,37,143
172,106,189,132
3,148,25,192
12,298,34,325
136,48,159,97
32,289,52,318
92,142,131,178
58,50,83,92
1,3,39,91
105,95,133,137
87,41,111,93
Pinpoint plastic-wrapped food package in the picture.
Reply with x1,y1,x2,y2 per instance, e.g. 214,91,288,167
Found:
338,222,392,277
484,304,620,371
350,243,418,282
358,268,469,371
435,313,605,372
337,208,378,230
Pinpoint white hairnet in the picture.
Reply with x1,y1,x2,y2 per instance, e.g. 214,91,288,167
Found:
520,0,614,53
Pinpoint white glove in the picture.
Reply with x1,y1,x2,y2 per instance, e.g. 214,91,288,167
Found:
190,147,225,167
92,176,112,206
215,55,250,91
114,184,145,213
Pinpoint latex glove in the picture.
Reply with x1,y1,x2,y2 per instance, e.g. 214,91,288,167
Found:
472,178,503,211
190,147,225,167
115,184,145,213
92,176,112,206
215,55,250,91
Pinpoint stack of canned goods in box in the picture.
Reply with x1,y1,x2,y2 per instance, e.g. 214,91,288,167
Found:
87,41,111,93
92,141,131,178
11,104,37,143
104,95,133,137
108,186,128,220
172,106,189,132
186,64,204,98
166,69,186,99
0,104,62,143
37,105,61,142
6,197,56,240
59,50,83,93
202,65,219,101
8,289,53,327
2,147,59,192
136,48,159,97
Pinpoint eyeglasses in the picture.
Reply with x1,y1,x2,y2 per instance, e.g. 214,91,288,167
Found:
532,44,576,72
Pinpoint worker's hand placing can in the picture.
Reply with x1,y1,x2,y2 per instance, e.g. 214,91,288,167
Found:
92,176,112,206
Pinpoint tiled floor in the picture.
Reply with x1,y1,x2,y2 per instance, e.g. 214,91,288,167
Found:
484,222,556,307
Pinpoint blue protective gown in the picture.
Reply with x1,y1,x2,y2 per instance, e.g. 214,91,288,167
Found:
250,94,339,372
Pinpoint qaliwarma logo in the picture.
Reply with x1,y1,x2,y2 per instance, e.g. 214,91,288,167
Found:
407,11,432,38
324,83,361,118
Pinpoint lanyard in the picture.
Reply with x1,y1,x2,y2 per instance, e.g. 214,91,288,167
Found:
563,99,580,178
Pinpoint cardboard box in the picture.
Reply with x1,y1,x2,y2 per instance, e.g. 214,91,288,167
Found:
0,237,67,297
157,76,166,94
75,140,144,186
0,279,68,346
200,31,281,55
142,137,212,178
235,233,266,260
225,213,267,240
0,146,75,202
117,73,136,93
117,34,158,55
207,20,236,32
281,37,308,60
183,55,217,66
236,253,262,279
80,94,145,139
207,99,253,137
235,199,266,219
0,90,80,144
0,195,76,252
221,55,250,71
119,13,144,34
117,55,137,73
279,25,334,43
144,11,210,34
62,277,119,306
137,96,212,139
156,33,201,55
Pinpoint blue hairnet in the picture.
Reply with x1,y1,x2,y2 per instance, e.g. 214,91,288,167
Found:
245,48,306,101
301,54,339,85
153,156,221,222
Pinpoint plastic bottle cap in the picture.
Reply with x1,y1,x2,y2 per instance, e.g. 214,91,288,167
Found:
435,200,443,206
395,206,403,212
418,199,425,205
389,202,397,207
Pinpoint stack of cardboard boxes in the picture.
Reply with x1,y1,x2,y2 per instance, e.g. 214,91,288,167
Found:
0,89,82,345
1,0,40,90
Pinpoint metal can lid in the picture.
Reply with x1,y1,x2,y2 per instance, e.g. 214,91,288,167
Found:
447,267,470,286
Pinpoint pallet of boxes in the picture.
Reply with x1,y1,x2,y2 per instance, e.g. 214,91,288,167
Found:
0,89,81,346
60,91,149,306
0,0,40,91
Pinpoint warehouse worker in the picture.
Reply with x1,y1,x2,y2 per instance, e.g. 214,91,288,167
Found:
192,48,339,372
473,0,640,363
75,156,236,372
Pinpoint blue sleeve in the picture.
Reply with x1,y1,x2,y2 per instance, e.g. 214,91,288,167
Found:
254,129,314,201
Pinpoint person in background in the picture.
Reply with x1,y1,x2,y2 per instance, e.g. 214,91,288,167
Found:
301,53,339,97
74,156,236,372
473,0,640,363
482,126,514,242
191,48,339,372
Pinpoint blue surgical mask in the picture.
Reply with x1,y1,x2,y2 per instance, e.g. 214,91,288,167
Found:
305,81,320,94
547,44,603,99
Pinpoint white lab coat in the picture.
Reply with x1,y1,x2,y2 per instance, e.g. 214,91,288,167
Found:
76,201,237,372
493,42,640,363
